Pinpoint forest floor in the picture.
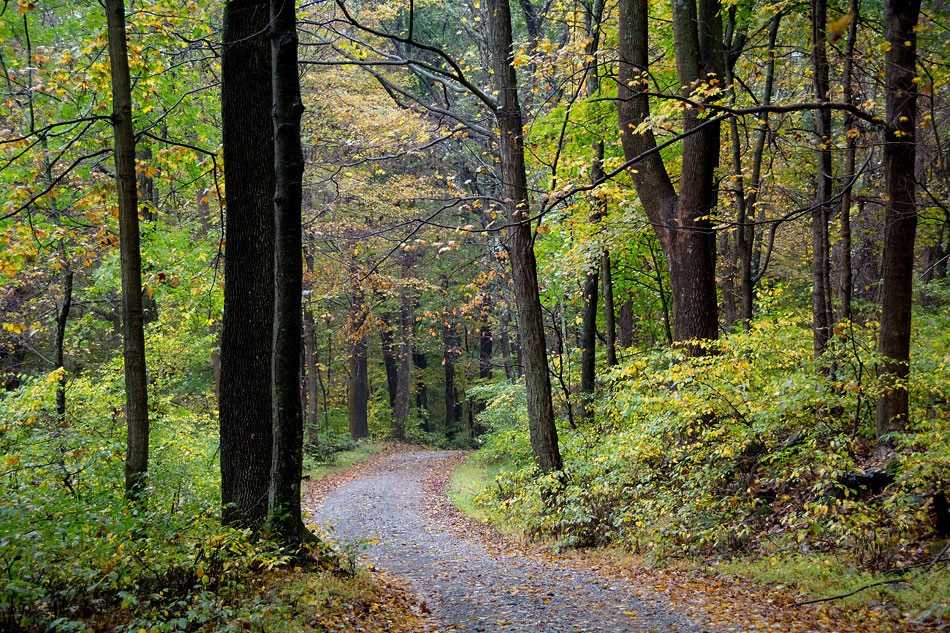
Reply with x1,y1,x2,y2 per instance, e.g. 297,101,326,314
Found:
305,445,942,632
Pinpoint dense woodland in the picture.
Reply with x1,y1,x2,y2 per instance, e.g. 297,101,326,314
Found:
0,0,948,630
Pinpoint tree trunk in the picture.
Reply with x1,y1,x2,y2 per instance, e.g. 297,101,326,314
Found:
741,12,782,321
54,268,73,421
810,0,835,357
380,312,399,408
618,298,634,348
392,284,413,441
602,251,617,365
836,0,860,323
303,299,319,444
499,305,513,379
219,0,273,529
579,268,598,418
443,316,459,429
105,0,150,500
347,287,369,440
486,0,562,472
876,0,921,437
268,0,307,544
617,0,721,353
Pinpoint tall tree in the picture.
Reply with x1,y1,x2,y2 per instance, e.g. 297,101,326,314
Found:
617,0,723,351
347,284,369,440
485,0,562,471
836,0,860,323
268,0,308,544
219,0,274,528
579,0,606,417
876,0,922,437
104,0,149,498
810,0,834,357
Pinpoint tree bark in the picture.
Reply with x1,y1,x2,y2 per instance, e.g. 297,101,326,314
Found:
105,0,149,500
876,0,921,437
579,268,598,417
54,268,73,421
617,0,721,352
486,0,562,472
499,305,513,379
443,316,461,429
380,312,399,408
618,298,634,348
392,281,413,441
303,282,319,443
810,0,834,357
602,251,617,365
219,0,273,529
836,0,860,323
347,288,369,440
268,0,307,544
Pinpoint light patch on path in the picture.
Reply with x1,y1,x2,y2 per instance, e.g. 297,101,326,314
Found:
310,450,709,632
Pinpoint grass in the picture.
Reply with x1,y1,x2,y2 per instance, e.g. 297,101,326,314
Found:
447,453,513,525
305,441,385,481
716,553,949,617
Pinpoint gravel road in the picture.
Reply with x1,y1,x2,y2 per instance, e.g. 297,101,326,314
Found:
310,450,707,632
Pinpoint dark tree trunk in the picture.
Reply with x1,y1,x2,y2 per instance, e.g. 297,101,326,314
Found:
810,0,834,357
618,299,634,348
267,0,307,544
392,276,413,440
602,251,617,365
741,12,782,321
579,0,607,416
380,313,399,408
443,317,459,429
486,0,562,472
413,347,429,429
876,0,921,437
579,268,598,418
836,0,860,323
499,306,513,379
54,269,73,421
478,294,493,379
347,288,369,440
303,297,319,443
617,0,721,353
105,0,149,500
219,0,273,529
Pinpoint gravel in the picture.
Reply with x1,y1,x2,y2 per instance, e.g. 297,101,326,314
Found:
311,450,709,632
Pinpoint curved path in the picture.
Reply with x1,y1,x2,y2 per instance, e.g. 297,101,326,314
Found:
310,450,706,632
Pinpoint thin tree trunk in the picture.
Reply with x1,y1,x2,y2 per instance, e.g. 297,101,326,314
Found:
347,287,369,440
876,0,921,437
810,0,834,356
499,305,513,379
618,298,634,348
742,12,782,319
268,0,307,544
105,0,149,499
303,298,319,443
602,251,617,365
443,316,459,429
486,0,562,472
392,282,413,441
836,0,860,323
54,268,73,421
380,313,399,408
579,268,598,417
219,0,273,529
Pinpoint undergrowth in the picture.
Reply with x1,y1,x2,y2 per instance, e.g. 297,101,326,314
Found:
462,288,949,617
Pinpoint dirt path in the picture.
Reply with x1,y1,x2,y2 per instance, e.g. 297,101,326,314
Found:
308,449,706,632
